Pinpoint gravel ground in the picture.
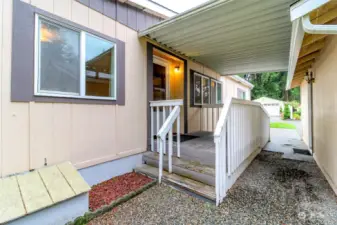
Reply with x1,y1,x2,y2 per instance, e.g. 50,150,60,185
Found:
89,151,337,225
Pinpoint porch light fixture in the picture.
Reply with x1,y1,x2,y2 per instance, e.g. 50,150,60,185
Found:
304,71,315,83
174,65,180,73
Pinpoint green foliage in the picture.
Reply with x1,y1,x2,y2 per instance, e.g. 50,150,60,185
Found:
293,112,301,120
239,72,300,102
283,104,291,120
270,122,296,129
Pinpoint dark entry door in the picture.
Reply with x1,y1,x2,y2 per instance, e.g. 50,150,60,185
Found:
153,63,167,101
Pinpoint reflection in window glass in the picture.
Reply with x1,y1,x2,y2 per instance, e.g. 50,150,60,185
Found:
211,80,216,104
217,83,222,104
39,19,80,93
194,75,202,104
237,88,246,100
85,34,115,97
202,77,210,104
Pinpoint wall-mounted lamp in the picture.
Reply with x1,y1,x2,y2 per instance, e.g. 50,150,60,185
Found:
304,71,315,84
174,65,180,73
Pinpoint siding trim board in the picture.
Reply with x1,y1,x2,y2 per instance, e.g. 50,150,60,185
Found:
11,0,125,105
76,0,162,31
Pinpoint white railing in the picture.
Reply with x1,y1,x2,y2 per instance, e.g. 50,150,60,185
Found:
150,99,183,183
214,97,270,206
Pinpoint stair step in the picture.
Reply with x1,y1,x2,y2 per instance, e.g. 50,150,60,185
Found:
135,164,216,201
143,152,215,186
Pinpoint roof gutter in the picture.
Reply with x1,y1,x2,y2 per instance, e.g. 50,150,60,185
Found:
286,13,337,90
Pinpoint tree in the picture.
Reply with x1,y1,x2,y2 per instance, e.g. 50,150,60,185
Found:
240,72,300,102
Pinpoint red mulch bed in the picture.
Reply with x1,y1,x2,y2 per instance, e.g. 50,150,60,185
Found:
89,172,153,211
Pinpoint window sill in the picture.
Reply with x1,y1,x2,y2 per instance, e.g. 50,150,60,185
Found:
32,93,120,105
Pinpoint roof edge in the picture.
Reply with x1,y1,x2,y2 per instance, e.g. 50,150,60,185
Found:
230,75,254,89
138,0,232,37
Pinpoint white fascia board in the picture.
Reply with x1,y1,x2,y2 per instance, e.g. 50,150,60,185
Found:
230,75,254,89
290,0,329,21
286,18,305,90
121,0,177,18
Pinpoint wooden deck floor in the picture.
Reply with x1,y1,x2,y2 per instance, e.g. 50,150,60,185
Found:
153,131,216,167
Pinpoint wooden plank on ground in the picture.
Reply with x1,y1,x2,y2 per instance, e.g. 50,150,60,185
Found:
38,166,75,203
17,171,53,214
0,176,26,223
57,162,91,195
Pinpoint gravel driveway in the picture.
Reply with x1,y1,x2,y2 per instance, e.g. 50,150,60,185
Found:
89,151,337,225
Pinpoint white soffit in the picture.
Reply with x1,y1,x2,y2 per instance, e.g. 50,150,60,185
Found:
139,0,297,75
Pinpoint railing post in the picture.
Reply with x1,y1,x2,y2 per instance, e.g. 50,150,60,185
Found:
159,139,163,183
177,108,181,158
151,106,154,152
169,106,173,173
163,107,166,154
156,106,160,152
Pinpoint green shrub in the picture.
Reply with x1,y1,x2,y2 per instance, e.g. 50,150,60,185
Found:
293,112,301,120
283,104,290,120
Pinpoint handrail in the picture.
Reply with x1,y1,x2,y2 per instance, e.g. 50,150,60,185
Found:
157,105,180,183
157,106,180,140
149,100,182,183
150,99,183,107
214,97,270,206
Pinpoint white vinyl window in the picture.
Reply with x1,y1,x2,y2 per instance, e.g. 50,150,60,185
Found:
237,88,246,100
216,82,222,104
34,15,117,100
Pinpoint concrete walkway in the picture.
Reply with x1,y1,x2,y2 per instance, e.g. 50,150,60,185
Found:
265,118,312,162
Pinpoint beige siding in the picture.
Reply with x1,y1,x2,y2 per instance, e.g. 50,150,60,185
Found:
221,76,251,101
1,0,253,176
300,80,309,146
1,0,30,176
311,35,337,194
187,61,221,133
0,0,3,176
0,0,147,176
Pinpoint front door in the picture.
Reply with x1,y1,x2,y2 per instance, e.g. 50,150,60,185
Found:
153,56,169,101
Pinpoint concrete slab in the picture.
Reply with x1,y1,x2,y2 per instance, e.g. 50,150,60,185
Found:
38,166,75,203
0,177,26,224
264,128,313,162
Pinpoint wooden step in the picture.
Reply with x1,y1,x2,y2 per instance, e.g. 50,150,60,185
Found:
143,152,215,186
135,164,216,201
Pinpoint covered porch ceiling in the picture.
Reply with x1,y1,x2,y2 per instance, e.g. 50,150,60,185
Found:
139,0,297,75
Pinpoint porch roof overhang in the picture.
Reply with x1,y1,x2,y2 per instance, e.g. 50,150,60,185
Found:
139,0,296,76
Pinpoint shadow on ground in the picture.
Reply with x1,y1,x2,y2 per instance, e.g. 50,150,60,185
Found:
89,151,337,225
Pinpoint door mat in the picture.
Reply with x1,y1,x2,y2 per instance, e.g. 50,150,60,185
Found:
293,148,311,156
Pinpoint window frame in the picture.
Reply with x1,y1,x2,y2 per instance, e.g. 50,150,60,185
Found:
237,88,246,100
34,14,118,101
193,72,222,106
193,72,211,106
215,81,222,104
